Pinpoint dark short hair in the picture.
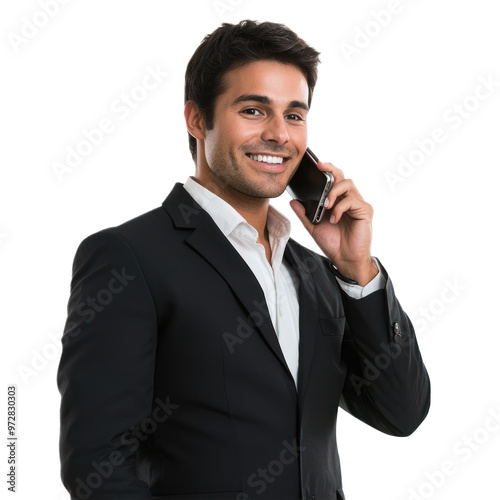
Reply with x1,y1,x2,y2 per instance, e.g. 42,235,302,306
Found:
184,20,321,162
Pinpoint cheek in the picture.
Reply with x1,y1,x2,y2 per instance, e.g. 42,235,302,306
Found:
290,125,307,146
228,119,260,146
208,117,246,148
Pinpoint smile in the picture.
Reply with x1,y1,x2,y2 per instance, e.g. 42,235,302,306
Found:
246,153,288,165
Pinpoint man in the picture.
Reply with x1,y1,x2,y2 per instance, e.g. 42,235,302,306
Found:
57,20,430,500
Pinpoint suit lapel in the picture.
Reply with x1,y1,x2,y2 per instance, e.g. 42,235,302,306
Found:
162,183,294,383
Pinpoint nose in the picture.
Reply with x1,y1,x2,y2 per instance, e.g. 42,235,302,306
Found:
261,114,290,145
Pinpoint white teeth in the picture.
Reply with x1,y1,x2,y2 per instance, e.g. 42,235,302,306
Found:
249,154,284,164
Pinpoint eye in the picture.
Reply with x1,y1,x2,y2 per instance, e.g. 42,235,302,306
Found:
242,108,264,116
286,113,304,121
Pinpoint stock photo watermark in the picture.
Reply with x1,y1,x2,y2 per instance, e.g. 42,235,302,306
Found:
16,266,136,385
17,328,62,385
7,0,72,54
409,277,466,334
222,298,273,353
384,73,499,191
407,404,500,499
73,396,179,499
348,330,415,396
51,64,169,182
236,439,306,500
339,0,418,64
213,0,246,21
6,385,17,493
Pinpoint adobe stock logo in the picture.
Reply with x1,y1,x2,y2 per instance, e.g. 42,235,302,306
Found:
213,0,246,21
7,0,72,54
16,266,136,385
409,277,466,334
407,405,500,500
73,396,179,499
384,74,499,191
339,0,416,64
236,439,306,499
51,64,169,182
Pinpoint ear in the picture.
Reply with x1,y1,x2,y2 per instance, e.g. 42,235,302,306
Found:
184,101,206,141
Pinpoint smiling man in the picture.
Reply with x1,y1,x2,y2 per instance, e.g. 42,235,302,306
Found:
58,20,430,500
184,59,308,267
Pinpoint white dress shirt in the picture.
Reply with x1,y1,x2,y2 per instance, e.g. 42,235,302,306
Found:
182,176,386,388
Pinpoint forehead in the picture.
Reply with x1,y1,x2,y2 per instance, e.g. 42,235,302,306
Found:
219,60,309,105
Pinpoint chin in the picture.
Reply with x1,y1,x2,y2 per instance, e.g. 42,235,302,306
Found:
254,184,288,199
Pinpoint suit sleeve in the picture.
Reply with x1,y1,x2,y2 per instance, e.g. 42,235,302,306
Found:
57,229,157,499
338,258,431,437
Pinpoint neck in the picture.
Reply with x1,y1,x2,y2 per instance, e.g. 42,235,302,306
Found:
189,174,270,244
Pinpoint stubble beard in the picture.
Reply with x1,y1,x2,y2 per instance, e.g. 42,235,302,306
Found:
208,146,293,200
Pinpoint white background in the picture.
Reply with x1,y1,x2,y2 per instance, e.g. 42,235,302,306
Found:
1,0,499,499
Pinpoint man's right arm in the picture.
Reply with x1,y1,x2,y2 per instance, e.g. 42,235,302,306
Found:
57,230,157,499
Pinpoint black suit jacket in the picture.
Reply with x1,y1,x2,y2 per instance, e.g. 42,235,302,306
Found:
57,182,430,500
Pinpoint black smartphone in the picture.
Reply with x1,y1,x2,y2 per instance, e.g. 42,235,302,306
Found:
286,148,333,224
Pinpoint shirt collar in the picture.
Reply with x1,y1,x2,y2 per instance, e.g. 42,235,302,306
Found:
183,176,291,245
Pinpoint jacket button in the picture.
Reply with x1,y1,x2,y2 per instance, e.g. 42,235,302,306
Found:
393,321,402,343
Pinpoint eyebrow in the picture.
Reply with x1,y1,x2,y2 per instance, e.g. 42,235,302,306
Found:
231,94,309,112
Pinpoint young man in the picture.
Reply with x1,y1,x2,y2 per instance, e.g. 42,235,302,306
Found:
58,20,430,500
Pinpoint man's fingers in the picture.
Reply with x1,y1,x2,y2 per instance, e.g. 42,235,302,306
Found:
317,160,344,182
330,196,373,224
317,161,364,210
324,179,363,210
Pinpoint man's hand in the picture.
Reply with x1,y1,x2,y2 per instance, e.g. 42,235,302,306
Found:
289,160,378,287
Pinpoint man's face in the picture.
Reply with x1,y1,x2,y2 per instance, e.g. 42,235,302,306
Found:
202,60,309,200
